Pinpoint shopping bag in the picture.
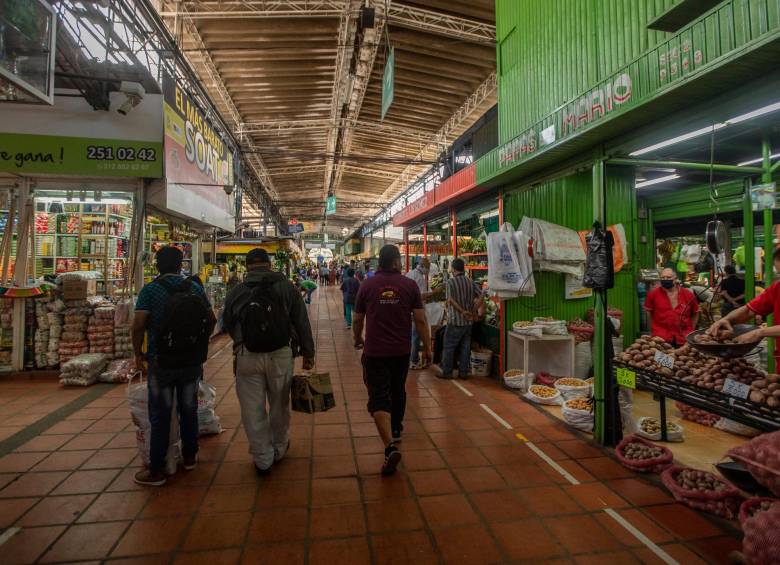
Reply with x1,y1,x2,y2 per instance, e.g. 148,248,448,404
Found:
127,371,181,474
197,380,222,436
291,371,335,413
487,223,523,293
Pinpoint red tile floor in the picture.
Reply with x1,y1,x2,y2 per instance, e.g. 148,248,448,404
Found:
0,287,741,564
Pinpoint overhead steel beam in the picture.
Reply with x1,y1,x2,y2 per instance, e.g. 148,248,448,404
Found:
379,71,496,201
387,2,495,44
159,1,496,44
237,118,430,141
275,200,387,208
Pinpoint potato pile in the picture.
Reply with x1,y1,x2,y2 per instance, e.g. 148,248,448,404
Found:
693,333,736,345
748,374,780,408
565,398,590,411
529,385,557,398
616,335,675,375
640,417,682,435
622,442,665,461
676,402,720,427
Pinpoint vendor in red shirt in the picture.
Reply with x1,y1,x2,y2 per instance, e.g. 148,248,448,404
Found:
645,268,700,345
709,247,779,357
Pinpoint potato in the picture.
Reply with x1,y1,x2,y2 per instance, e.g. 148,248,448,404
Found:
750,390,766,403
753,379,768,389
768,396,779,409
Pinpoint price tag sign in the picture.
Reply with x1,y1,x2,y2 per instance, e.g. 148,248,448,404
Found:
654,350,675,370
722,378,750,400
616,367,636,389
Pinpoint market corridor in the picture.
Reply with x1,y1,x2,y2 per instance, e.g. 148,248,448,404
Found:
0,287,739,564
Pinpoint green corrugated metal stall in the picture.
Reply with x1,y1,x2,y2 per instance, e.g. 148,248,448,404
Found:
503,166,640,347
495,0,677,145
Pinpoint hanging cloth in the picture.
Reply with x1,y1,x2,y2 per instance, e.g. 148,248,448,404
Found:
583,223,614,290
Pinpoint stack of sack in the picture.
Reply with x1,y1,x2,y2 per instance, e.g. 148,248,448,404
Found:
88,305,115,358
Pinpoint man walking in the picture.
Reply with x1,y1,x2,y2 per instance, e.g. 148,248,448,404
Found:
438,258,484,380
340,267,360,329
352,245,431,476
406,258,434,369
223,249,315,475
133,246,216,486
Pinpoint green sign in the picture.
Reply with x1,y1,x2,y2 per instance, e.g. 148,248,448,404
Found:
381,47,395,121
0,132,163,178
325,195,337,216
616,367,636,389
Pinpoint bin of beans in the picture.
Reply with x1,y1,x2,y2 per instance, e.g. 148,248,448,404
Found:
661,466,744,519
615,435,673,473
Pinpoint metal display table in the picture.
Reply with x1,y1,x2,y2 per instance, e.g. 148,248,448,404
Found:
613,362,780,440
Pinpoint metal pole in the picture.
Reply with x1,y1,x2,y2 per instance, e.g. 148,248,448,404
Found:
451,208,458,257
608,158,764,175
423,223,428,257
12,179,32,287
404,227,409,272
592,159,606,445
762,133,775,372
743,178,756,302
498,190,505,376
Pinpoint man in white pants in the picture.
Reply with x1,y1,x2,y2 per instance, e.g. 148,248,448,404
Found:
223,249,315,475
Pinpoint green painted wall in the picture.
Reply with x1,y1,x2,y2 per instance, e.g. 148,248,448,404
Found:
503,166,640,346
495,0,676,145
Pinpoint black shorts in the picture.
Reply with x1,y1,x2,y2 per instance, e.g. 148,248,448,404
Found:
362,354,409,415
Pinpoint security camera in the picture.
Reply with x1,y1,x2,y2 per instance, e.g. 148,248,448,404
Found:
117,81,145,115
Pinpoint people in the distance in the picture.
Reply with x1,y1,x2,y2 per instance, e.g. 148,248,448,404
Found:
709,248,780,355
299,277,318,304
132,246,216,486
352,245,431,476
340,267,360,329
438,258,484,380
717,264,746,317
644,268,699,346
223,249,315,475
405,258,434,369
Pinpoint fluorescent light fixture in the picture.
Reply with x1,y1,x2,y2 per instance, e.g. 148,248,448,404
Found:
479,210,499,220
629,101,780,156
737,152,780,167
36,197,130,205
630,125,725,156
726,101,780,124
635,174,680,188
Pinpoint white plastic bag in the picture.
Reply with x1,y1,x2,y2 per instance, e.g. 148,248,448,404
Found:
574,342,592,379
511,230,536,296
425,302,445,326
635,416,683,442
713,418,761,438
554,378,591,400
487,223,523,293
562,400,594,432
197,380,222,436
127,372,181,474
524,385,563,405
503,370,534,392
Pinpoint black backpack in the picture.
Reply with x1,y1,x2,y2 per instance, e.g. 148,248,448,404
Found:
240,279,291,353
155,277,210,369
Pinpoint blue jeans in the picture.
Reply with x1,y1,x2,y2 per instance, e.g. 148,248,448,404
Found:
410,322,421,364
441,324,472,377
148,357,200,473
304,289,315,304
345,303,354,326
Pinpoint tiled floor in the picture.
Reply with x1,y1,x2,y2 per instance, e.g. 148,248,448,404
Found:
0,287,741,564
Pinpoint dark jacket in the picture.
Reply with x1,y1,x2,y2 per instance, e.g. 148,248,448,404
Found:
223,269,315,358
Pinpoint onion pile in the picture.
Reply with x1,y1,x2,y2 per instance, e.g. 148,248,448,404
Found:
673,468,728,492
741,504,780,565
676,402,720,427
729,430,780,497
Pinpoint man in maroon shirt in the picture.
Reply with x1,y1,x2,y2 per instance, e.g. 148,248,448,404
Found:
353,245,431,475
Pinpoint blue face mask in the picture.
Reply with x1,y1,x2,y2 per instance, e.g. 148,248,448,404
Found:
660,279,675,289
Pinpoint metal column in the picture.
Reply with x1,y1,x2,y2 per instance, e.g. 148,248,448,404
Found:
743,178,756,302
498,190,505,376
592,159,607,445
762,134,775,372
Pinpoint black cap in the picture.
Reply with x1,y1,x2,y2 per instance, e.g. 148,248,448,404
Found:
246,248,271,265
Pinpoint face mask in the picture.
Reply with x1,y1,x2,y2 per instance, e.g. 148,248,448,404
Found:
660,280,675,289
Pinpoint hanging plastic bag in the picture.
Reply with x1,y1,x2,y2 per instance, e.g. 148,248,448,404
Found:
511,230,536,296
127,371,181,474
583,223,614,289
487,223,523,293
197,380,222,436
